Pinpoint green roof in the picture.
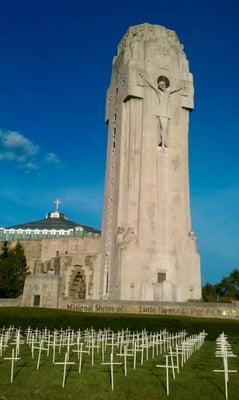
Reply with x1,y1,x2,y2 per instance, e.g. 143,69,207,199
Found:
6,212,100,234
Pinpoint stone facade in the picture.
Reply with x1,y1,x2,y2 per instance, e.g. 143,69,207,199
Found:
101,23,201,302
7,237,101,308
22,275,61,308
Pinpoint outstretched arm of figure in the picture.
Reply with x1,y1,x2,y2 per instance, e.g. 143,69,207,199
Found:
139,74,158,93
170,87,187,95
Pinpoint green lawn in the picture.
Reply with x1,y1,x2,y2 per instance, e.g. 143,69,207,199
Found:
0,308,239,399
0,340,238,400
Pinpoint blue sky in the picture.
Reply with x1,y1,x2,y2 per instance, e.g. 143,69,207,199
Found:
0,0,238,285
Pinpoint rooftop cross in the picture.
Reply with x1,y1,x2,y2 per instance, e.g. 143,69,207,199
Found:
54,198,61,211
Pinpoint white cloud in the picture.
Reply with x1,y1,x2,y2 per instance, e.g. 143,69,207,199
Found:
1,131,38,156
0,151,16,161
0,129,61,172
45,152,60,165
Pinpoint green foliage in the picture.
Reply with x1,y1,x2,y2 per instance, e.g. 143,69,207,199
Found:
0,241,10,260
0,307,239,341
202,269,239,302
0,242,28,298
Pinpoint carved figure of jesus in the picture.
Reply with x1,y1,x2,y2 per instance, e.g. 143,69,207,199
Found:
142,75,184,148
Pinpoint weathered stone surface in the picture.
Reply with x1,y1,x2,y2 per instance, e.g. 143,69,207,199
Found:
22,274,61,308
101,23,201,301
12,236,101,307
62,299,239,320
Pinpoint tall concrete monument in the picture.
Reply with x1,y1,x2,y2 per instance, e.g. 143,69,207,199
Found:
100,23,201,302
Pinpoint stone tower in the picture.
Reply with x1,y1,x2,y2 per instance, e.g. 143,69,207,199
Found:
100,23,201,302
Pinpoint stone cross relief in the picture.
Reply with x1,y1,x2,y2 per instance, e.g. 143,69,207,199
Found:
140,74,186,149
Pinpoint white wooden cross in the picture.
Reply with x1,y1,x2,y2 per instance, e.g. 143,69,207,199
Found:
55,352,75,388
133,340,144,369
25,326,32,344
156,355,174,396
117,344,134,376
11,329,24,356
35,339,49,370
65,332,75,354
4,348,21,383
86,338,100,366
72,342,90,374
31,335,42,359
214,333,237,400
0,335,6,356
0,331,9,355
101,352,122,391
168,346,176,379
51,331,59,363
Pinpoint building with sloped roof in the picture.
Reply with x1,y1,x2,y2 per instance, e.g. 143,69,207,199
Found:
0,204,100,242
0,201,101,307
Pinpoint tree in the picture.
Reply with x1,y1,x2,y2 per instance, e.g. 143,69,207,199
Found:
0,242,28,298
0,241,10,261
216,269,239,301
202,283,218,302
202,269,239,302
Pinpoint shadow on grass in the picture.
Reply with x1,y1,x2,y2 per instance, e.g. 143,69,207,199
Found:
100,365,123,390
13,361,27,380
65,364,73,385
195,374,225,398
149,366,167,395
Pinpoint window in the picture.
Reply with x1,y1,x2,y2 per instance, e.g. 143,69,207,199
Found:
33,295,41,307
158,272,166,283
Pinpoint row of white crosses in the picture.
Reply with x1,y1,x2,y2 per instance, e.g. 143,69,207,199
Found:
0,325,201,391
213,332,237,400
99,329,187,391
27,329,186,390
156,330,207,396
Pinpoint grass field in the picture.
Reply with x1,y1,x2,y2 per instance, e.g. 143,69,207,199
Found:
0,340,239,400
0,308,239,399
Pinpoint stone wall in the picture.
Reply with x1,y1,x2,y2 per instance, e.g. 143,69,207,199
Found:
62,299,239,319
22,274,61,308
0,298,21,307
5,237,101,273
0,295,238,321
4,236,101,302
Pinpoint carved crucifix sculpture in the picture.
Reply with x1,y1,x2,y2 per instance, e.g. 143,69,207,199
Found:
141,74,185,148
